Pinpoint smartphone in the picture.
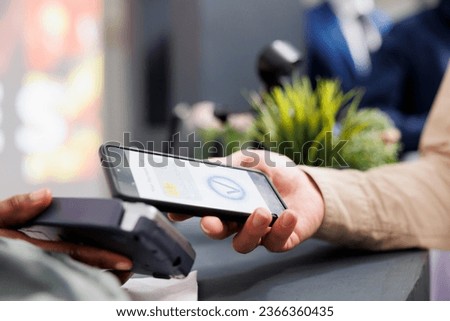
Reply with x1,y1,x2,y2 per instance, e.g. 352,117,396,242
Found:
99,144,287,223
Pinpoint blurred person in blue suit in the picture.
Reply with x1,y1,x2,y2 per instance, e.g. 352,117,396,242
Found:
305,0,392,92
360,0,450,153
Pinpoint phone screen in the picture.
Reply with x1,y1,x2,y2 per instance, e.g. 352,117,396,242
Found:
103,146,286,216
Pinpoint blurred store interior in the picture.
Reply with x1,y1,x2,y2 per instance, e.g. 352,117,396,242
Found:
0,0,439,198
0,0,447,299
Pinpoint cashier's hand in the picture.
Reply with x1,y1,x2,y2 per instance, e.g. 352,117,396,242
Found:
169,150,325,253
0,189,133,283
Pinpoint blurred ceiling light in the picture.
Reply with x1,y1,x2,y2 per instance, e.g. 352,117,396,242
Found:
40,1,70,39
15,75,68,153
64,55,103,119
76,15,99,51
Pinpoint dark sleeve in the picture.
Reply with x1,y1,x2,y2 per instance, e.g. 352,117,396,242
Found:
360,28,423,152
305,15,334,84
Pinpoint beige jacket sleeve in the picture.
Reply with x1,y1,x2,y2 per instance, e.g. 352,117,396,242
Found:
303,64,450,251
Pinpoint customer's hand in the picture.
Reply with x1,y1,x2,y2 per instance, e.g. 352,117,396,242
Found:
0,189,133,283
169,150,325,253
381,128,401,145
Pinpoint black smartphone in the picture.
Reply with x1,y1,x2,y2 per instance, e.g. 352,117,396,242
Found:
99,144,287,223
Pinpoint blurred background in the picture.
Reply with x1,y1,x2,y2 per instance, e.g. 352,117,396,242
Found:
0,0,447,299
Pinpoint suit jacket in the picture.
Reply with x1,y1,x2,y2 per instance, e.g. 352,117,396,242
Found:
360,5,450,152
305,2,391,92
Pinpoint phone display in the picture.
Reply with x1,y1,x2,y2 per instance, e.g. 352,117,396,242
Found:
100,145,287,221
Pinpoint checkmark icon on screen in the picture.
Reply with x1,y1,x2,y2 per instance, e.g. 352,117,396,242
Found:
208,176,245,200
211,179,240,194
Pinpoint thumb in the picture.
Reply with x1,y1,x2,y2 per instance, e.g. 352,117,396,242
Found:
0,189,52,228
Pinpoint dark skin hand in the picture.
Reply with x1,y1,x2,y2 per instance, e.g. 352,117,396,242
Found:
0,188,133,283
169,150,325,254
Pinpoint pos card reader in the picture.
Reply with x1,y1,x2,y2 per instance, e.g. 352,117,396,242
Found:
21,198,196,279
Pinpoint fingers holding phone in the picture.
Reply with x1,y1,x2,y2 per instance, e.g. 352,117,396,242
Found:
101,145,325,254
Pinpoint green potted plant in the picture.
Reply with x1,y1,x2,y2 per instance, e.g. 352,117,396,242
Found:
199,77,401,170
